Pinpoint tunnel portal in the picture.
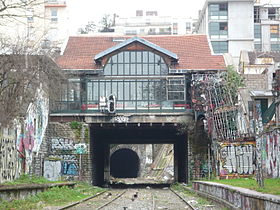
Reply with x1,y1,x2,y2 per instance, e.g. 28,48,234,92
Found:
110,148,140,178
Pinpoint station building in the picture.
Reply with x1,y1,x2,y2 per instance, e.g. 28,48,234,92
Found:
53,35,226,185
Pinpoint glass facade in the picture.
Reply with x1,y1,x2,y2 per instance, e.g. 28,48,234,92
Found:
209,22,228,38
53,51,189,113
254,25,261,39
211,41,228,54
270,25,279,39
271,43,280,51
209,3,228,20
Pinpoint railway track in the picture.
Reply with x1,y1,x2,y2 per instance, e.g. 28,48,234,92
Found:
59,187,196,210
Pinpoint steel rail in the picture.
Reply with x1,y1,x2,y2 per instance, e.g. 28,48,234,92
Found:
96,190,127,210
169,188,196,210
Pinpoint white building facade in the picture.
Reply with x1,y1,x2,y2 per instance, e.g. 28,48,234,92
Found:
194,0,254,63
114,10,195,36
194,0,280,64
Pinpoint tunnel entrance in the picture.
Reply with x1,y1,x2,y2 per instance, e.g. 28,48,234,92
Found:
91,124,187,186
110,148,140,178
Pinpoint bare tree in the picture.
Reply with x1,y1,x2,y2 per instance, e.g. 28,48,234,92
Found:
0,39,64,126
78,21,96,34
99,14,115,32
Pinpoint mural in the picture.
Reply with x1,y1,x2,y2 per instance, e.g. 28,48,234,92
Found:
218,142,256,176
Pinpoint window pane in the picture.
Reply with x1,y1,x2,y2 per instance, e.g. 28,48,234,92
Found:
118,82,123,100
112,64,117,75
112,54,117,63
143,81,149,100
137,64,142,75
130,82,136,100
124,51,130,63
93,82,99,100
87,83,93,101
131,63,136,75
137,82,142,100
118,52,124,63
149,52,154,62
131,52,136,62
143,51,148,62
143,64,148,75
124,82,130,100
118,64,124,75
124,64,130,75
100,82,105,97
137,51,142,62
112,82,118,97
105,82,111,96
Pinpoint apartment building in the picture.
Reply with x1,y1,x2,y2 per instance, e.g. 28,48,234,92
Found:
114,10,195,35
194,0,280,64
194,0,254,63
43,0,69,50
254,2,280,52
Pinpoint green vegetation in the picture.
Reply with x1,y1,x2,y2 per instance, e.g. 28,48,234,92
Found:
224,65,245,103
0,182,105,210
2,174,59,185
209,178,280,195
69,121,83,130
69,121,90,142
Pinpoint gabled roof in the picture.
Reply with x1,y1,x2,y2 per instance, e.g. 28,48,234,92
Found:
94,36,178,61
56,35,226,71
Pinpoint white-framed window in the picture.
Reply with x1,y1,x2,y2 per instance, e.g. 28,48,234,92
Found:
166,77,185,101
51,8,58,22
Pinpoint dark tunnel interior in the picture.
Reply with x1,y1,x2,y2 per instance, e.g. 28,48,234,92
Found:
110,148,140,178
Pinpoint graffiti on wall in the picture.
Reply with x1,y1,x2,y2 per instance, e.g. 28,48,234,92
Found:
262,130,280,178
219,142,256,176
51,138,75,151
44,138,82,181
0,139,22,183
16,90,48,173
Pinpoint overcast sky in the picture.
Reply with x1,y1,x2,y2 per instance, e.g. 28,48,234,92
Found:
68,0,206,33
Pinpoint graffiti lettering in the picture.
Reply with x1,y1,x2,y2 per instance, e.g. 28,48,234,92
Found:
61,162,78,175
51,138,75,150
219,143,255,175
112,116,129,123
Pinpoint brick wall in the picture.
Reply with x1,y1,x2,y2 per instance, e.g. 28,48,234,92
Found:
31,122,92,183
243,74,268,90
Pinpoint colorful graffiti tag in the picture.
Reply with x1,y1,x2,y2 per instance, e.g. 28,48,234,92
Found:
219,142,256,176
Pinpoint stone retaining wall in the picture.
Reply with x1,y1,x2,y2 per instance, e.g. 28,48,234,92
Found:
192,181,280,210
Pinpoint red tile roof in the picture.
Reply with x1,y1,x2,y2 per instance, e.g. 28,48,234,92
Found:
56,35,226,70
